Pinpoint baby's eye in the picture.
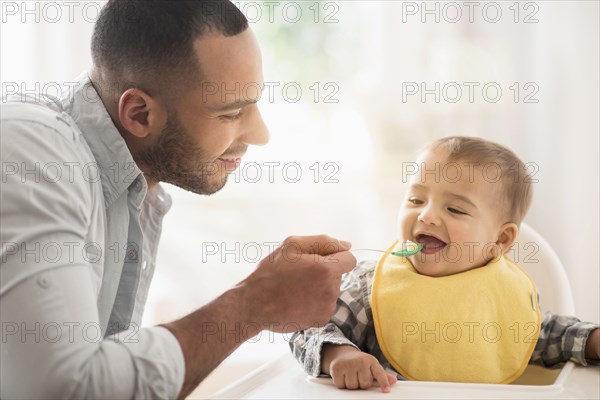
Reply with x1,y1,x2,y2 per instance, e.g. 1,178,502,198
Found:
448,207,467,215
408,198,423,205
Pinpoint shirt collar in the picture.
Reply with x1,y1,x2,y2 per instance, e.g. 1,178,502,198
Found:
60,72,171,213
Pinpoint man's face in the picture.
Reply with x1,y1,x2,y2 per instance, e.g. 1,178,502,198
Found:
140,28,269,194
398,149,507,277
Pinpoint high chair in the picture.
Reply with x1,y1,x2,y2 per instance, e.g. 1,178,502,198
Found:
510,223,575,315
210,224,598,399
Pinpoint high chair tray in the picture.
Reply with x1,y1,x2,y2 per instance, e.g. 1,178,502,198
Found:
210,353,599,399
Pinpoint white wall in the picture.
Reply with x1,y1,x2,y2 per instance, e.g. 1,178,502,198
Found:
2,1,598,396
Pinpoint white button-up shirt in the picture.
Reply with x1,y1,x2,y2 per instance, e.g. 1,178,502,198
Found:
1,72,185,398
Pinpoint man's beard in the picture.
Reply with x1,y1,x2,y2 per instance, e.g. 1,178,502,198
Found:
138,112,230,195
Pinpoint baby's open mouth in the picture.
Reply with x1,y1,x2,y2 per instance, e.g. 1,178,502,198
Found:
415,234,447,254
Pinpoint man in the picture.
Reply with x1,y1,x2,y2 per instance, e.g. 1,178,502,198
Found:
0,1,356,398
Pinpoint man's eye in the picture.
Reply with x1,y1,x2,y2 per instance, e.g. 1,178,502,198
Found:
408,198,423,205
221,112,241,121
448,207,467,215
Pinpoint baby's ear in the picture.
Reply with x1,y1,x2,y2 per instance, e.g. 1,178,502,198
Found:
496,223,518,254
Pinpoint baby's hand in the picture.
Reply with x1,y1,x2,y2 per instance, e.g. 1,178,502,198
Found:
321,344,397,393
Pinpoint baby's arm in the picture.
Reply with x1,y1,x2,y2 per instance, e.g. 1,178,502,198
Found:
321,343,397,392
531,312,600,366
289,261,396,392
584,328,600,360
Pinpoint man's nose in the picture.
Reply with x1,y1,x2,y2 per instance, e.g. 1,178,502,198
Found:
240,105,270,146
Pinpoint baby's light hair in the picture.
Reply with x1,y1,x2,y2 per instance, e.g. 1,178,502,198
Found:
424,136,533,225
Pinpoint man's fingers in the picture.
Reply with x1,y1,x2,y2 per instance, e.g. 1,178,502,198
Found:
281,235,352,256
317,250,357,275
276,235,356,275
371,364,392,393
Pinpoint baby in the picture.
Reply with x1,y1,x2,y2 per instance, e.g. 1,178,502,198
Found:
290,136,599,392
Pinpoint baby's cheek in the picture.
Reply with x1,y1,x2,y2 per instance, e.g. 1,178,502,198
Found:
397,212,411,239
443,244,460,261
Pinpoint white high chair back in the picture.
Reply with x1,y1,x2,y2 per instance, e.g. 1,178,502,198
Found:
508,223,575,315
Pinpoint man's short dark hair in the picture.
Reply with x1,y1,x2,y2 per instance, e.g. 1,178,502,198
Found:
91,0,248,98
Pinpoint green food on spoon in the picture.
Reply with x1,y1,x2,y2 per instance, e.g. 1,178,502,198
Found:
391,240,423,257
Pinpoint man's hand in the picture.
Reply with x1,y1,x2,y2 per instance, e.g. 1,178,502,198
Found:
321,344,397,393
162,234,356,399
240,235,357,333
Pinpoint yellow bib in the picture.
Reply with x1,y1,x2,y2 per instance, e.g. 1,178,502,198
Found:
371,241,541,383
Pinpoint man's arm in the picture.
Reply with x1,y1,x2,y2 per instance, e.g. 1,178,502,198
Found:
1,115,185,398
163,235,357,399
0,266,185,399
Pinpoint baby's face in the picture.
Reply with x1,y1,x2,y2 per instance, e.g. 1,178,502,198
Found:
398,149,511,277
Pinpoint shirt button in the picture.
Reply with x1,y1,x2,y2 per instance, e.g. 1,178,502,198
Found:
127,249,138,261
142,260,148,270
37,276,50,288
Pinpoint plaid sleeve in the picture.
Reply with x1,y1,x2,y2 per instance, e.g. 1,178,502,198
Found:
288,260,376,376
530,312,599,367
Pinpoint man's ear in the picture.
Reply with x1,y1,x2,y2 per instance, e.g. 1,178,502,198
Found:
495,222,519,255
117,88,167,138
